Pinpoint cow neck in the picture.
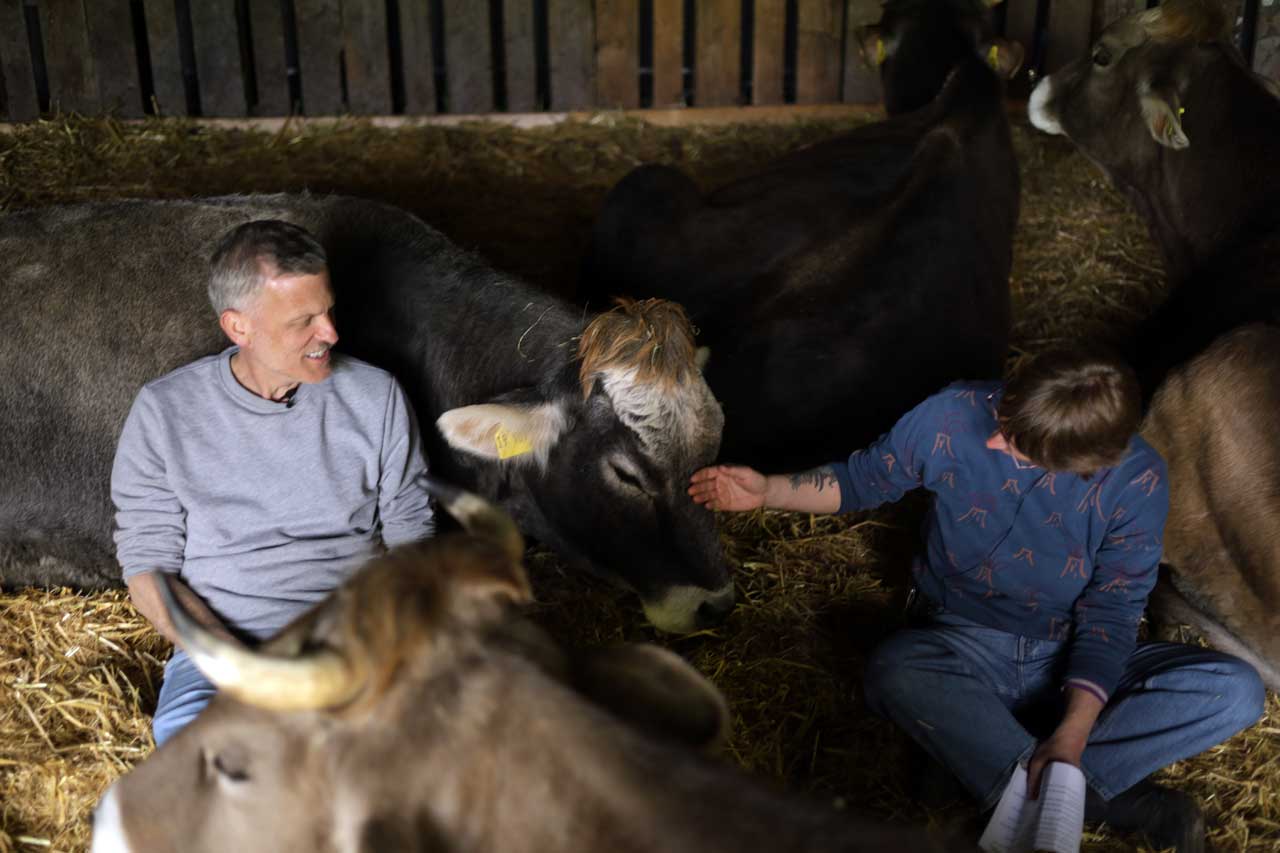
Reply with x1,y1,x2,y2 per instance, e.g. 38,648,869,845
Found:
449,656,840,851
1146,56,1280,284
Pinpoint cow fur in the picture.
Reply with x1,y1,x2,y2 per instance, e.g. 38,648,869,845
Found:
1142,326,1280,690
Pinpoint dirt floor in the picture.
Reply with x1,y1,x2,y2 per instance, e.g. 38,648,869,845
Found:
0,110,1275,852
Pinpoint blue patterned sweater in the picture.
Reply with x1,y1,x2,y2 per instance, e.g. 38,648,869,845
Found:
829,381,1168,699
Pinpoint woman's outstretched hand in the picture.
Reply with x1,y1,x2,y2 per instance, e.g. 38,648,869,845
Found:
688,465,768,512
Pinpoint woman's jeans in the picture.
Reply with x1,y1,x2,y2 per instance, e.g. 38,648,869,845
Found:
863,608,1265,810
152,650,216,746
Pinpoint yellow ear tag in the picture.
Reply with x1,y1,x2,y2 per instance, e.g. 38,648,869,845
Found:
876,38,886,65
494,426,534,460
987,44,1000,70
1177,106,1186,117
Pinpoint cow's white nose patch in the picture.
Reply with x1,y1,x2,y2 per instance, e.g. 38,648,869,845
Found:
1028,77,1063,135
91,788,132,853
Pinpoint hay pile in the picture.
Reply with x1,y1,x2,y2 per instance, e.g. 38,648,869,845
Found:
1,113,1276,852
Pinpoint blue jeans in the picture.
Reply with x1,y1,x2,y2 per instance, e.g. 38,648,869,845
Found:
152,650,217,746
863,608,1265,810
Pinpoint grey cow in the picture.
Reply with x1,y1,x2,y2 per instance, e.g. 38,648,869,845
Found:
0,194,732,633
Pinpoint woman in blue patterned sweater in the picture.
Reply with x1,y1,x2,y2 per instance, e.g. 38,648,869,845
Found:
690,348,1262,853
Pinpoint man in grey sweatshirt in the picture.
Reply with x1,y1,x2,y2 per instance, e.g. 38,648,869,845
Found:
110,220,435,745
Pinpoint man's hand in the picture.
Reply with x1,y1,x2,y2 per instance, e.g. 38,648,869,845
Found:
127,571,236,647
1026,685,1105,799
689,465,768,511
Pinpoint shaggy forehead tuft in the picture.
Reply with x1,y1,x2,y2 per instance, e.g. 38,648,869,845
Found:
577,298,699,399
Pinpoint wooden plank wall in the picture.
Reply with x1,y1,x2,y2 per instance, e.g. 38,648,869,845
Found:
0,0,39,120
695,0,740,106
651,0,684,107
504,0,539,112
249,0,290,115
2,0,1278,122
141,0,185,116
595,0,639,108
796,0,842,103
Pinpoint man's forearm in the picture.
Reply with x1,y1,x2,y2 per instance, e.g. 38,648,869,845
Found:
763,466,843,514
126,571,235,646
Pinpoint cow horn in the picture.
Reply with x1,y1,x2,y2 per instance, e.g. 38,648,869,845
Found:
421,475,525,563
1140,0,1227,42
158,574,365,712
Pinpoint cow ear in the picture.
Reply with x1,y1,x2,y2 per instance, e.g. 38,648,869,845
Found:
695,346,711,371
981,38,1025,79
436,399,569,465
1140,92,1190,149
856,25,886,68
574,645,730,752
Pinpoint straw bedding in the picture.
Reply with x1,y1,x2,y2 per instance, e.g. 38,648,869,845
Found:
0,111,1274,852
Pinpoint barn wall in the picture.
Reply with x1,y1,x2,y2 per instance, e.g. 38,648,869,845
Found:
0,0,1274,121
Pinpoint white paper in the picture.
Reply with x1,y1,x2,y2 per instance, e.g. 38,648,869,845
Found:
978,762,1086,853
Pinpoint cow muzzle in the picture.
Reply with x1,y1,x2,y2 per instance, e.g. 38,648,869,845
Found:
90,786,131,853
642,581,736,634
1028,77,1064,136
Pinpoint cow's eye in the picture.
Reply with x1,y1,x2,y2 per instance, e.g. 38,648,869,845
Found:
1092,44,1113,68
610,462,649,494
214,754,249,782
205,748,251,784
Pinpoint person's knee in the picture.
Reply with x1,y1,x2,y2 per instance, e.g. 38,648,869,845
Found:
1220,658,1267,731
152,689,215,746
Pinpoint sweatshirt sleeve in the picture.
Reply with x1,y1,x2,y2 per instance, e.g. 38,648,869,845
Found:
831,391,938,514
111,387,187,579
1065,456,1168,701
377,377,436,547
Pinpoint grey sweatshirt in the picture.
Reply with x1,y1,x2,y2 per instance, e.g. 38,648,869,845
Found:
111,347,434,640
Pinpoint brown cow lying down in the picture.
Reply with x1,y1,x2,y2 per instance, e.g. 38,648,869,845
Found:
1142,325,1280,691
92,482,970,853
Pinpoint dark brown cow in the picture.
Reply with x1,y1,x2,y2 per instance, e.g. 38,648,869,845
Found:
1028,0,1280,390
1029,0,1280,689
92,483,970,853
581,15,1019,473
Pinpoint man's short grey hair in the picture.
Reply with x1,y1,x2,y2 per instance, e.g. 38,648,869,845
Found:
208,220,328,314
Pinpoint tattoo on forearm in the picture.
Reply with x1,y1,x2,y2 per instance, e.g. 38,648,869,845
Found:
788,466,837,492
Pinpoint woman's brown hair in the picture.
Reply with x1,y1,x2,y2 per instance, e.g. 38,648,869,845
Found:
997,348,1142,475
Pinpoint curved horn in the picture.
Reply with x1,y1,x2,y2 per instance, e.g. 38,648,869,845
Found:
158,574,364,712
421,475,525,563
1140,0,1227,43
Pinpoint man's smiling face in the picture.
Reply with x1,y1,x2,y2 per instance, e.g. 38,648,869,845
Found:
228,270,339,399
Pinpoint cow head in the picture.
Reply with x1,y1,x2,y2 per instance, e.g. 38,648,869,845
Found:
436,299,733,634
858,0,1022,114
92,482,730,852
1028,0,1232,176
